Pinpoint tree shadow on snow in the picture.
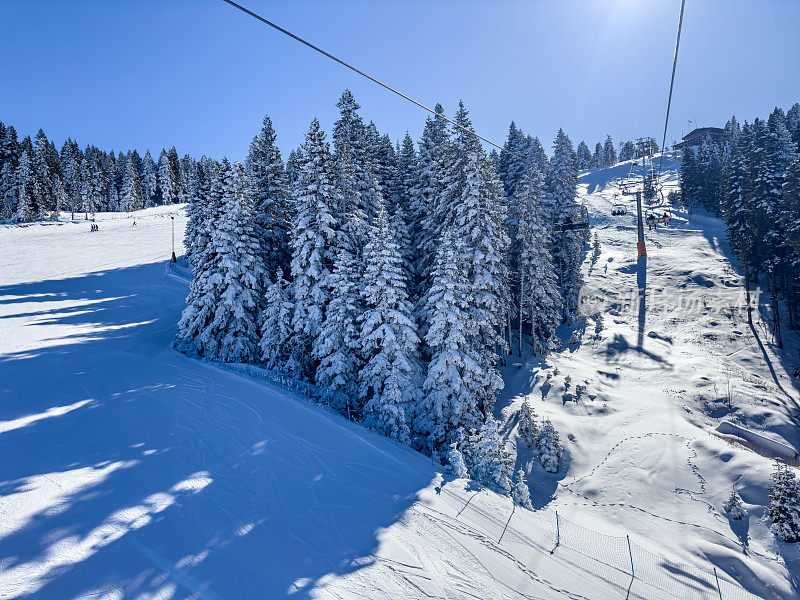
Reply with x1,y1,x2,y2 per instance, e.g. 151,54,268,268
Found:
0,262,438,599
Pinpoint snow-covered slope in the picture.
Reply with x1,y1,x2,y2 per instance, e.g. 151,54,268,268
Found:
497,153,800,599
0,163,797,600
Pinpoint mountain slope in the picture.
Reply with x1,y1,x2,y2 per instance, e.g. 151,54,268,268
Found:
497,153,800,599
0,171,794,600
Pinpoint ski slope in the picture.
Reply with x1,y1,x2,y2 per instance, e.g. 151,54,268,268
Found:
497,153,800,599
0,159,797,599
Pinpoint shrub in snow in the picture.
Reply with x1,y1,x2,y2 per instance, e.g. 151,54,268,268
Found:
593,312,604,335
476,419,514,494
446,443,469,479
517,402,539,447
459,427,481,479
723,490,746,520
514,468,533,509
766,462,800,542
536,419,564,473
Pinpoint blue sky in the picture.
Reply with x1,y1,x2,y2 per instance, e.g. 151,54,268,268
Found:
1,0,798,160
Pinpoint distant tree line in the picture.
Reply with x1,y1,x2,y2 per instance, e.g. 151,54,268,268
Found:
574,135,657,171
0,120,212,221
680,103,800,347
176,91,578,495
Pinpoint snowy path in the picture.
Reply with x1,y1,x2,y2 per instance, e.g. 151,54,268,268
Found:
0,196,791,599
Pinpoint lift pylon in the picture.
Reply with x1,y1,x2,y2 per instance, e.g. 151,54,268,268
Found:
635,191,646,257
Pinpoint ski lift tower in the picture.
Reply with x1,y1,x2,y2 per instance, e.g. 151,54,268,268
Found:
619,177,647,258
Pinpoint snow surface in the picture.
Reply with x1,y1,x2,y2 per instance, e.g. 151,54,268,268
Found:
497,153,800,599
1,157,798,599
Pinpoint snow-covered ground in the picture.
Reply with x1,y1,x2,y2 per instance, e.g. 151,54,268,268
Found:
1,158,798,599
497,153,800,599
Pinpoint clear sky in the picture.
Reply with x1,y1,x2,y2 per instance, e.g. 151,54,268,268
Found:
1,0,798,160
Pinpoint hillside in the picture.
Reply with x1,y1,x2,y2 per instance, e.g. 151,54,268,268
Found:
497,153,800,599
0,157,798,599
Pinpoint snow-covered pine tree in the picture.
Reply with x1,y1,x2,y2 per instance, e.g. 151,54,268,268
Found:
602,134,617,166
593,142,603,168
618,140,636,162
514,468,533,509
60,139,82,218
52,177,66,220
141,150,158,207
79,159,95,218
517,401,539,447
175,159,227,353
314,243,363,416
782,157,800,261
260,267,301,376
766,462,800,542
680,143,700,206
368,129,398,204
476,418,514,494
722,131,758,310
536,418,564,473
394,133,420,291
1,162,17,220
498,121,529,199
787,103,800,150
32,129,54,218
14,151,34,222
184,159,219,269
576,141,593,170
446,442,469,479
246,115,292,281
213,162,265,362
545,129,584,323
516,161,562,354
412,103,451,292
417,230,482,447
697,135,723,213
175,160,265,361
358,201,421,442
121,159,143,211
442,102,509,415
332,90,379,223
158,149,177,205
723,489,746,520
290,119,339,378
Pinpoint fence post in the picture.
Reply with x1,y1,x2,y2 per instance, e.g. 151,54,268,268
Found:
555,511,560,547
626,535,634,577
713,567,723,600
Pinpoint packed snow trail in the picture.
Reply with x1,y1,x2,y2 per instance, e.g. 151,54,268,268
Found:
0,201,785,599
498,154,800,600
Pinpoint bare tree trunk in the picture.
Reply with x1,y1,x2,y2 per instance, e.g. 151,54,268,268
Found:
769,270,783,349
744,256,753,326
519,271,524,357
530,290,536,354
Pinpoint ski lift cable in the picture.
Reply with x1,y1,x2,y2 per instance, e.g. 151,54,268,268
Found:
219,0,520,159
657,0,687,181
219,0,585,224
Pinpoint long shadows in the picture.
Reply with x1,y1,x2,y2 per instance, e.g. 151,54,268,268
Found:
0,262,435,599
637,255,647,351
